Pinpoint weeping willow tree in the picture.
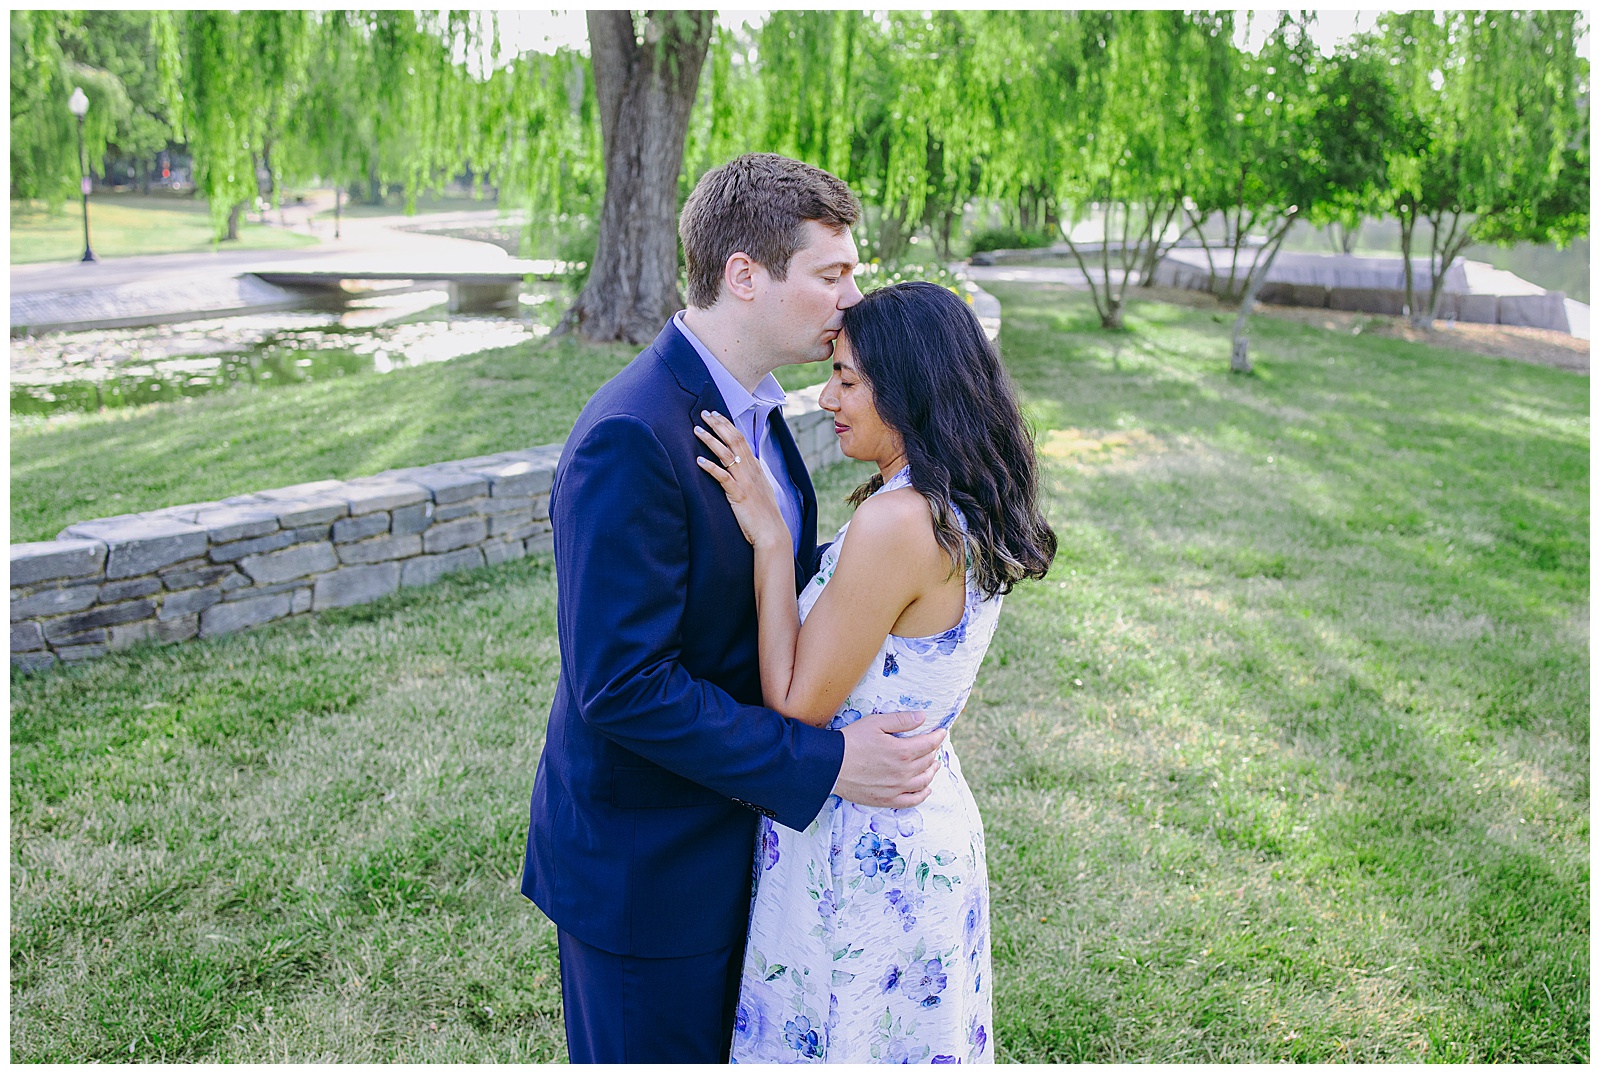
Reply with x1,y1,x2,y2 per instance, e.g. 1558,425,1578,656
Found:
1381,10,1590,327
9,10,136,207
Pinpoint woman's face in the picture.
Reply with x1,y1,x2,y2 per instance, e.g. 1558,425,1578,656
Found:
818,334,905,473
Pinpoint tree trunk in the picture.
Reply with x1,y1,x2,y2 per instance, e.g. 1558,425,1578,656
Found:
557,10,713,345
1397,203,1418,324
224,198,247,242
1229,211,1298,374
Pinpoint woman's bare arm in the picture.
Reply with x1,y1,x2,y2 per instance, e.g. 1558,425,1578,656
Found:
695,412,944,726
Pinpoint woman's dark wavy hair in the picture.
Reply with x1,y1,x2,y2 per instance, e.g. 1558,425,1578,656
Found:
841,281,1056,598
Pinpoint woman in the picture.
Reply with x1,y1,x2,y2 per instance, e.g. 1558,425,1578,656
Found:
694,281,1057,1063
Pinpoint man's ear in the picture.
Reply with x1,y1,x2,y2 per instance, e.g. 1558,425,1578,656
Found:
722,251,759,303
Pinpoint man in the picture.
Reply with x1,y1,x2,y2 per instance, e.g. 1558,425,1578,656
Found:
521,153,949,1063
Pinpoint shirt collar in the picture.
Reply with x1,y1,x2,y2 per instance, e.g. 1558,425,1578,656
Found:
673,311,786,420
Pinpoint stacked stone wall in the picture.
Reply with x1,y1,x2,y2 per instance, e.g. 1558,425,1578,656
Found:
11,388,845,672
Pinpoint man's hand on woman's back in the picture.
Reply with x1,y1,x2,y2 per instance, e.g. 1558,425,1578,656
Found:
832,710,948,808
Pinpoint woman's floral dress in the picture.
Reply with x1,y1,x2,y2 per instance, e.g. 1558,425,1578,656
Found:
731,467,999,1064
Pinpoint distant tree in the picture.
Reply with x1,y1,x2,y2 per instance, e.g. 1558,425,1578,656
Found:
1382,10,1589,327
9,11,130,206
1177,14,1337,371
170,11,313,240
1309,36,1412,256
1055,10,1233,329
58,11,176,191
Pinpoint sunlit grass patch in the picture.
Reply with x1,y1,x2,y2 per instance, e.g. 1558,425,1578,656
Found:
10,197,318,263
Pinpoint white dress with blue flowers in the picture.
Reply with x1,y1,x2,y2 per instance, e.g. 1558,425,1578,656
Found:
731,467,998,1064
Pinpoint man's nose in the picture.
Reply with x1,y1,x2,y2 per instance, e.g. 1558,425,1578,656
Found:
839,274,864,308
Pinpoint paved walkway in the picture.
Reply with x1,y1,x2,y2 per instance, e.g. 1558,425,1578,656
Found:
10,210,547,335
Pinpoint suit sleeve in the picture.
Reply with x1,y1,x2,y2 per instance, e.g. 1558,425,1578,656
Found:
553,413,844,831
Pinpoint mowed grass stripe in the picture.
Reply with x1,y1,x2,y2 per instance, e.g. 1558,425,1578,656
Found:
11,286,1588,1061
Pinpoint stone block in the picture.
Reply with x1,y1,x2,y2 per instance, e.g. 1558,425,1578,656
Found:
482,539,527,566
1454,293,1498,324
12,621,45,652
531,494,551,522
211,529,297,563
479,461,554,499
254,479,346,501
156,615,199,643
381,467,488,505
333,512,390,543
291,587,312,615
148,501,224,524
401,547,485,588
314,562,401,610
161,563,236,591
221,570,253,592
506,520,553,542
487,510,535,537
1286,283,1330,308
12,651,58,673
52,627,109,646
60,516,208,580
389,502,434,535
238,542,338,585
1328,287,1407,316
192,504,282,544
272,497,350,528
337,534,423,565
41,599,158,642
160,586,222,621
433,498,488,523
344,478,428,515
10,539,107,587
11,582,100,620
199,592,292,638
56,643,107,663
109,620,158,650
224,580,307,600
1497,293,1568,331
525,531,556,556
423,517,488,554
290,524,332,543
98,576,163,604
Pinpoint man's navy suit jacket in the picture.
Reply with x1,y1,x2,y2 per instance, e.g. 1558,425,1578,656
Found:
521,321,846,959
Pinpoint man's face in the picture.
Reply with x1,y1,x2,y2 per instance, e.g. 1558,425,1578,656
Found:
752,220,863,367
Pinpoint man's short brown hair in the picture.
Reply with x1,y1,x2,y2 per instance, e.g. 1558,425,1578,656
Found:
679,153,861,309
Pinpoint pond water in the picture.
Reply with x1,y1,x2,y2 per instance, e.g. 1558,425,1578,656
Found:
9,284,563,420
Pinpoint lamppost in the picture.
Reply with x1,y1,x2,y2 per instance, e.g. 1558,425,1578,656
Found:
68,86,96,263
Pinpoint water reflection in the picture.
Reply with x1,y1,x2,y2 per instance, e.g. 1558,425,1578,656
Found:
10,284,561,419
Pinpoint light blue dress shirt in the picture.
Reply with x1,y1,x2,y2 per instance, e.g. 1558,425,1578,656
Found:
673,311,803,554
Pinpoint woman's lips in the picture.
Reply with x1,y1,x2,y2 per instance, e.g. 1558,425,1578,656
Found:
834,423,849,436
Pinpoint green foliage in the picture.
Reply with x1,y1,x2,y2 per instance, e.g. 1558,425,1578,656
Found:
968,226,1056,255
1378,10,1590,324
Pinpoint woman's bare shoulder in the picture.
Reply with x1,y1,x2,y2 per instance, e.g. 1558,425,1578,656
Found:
840,487,942,563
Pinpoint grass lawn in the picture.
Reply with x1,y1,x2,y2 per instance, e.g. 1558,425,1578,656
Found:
10,196,319,264
10,286,1588,1061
